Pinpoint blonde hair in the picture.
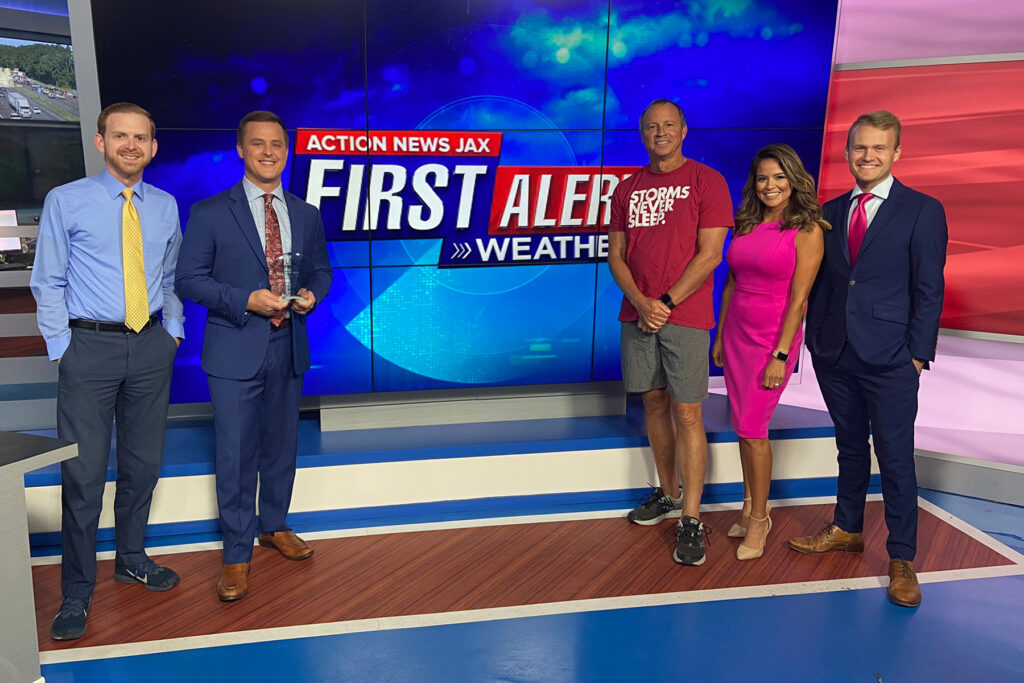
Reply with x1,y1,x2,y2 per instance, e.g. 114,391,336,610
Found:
847,110,902,148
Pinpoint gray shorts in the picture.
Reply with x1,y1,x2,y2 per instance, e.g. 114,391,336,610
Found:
621,322,709,403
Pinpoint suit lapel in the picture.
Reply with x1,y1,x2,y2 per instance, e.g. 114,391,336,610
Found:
827,191,854,267
857,178,903,263
229,182,268,273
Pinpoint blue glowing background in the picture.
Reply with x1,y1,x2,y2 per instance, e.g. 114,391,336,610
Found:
92,0,838,401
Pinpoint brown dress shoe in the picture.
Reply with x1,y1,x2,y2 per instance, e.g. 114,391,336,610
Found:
788,523,864,554
217,563,249,602
888,559,922,607
258,530,314,561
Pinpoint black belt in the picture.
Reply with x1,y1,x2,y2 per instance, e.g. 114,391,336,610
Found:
69,314,159,334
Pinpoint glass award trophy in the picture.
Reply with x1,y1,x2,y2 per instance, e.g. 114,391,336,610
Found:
274,251,308,303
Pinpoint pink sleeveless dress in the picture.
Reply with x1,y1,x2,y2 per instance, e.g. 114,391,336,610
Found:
722,220,801,438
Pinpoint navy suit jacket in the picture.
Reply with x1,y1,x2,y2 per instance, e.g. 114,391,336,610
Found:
806,177,947,368
175,182,332,380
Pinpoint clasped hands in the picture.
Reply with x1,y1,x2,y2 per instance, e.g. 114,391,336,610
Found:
636,296,671,334
246,288,316,317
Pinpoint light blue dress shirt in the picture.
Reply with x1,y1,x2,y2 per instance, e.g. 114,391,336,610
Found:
242,178,292,255
30,169,185,360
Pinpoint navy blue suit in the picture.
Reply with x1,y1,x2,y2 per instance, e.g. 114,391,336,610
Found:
806,177,947,560
175,182,332,563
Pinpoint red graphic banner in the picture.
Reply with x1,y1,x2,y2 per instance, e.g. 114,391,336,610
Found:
820,60,1024,337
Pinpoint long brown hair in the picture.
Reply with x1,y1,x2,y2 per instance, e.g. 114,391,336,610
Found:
734,144,830,236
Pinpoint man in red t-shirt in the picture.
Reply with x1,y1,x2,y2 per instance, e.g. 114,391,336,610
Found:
607,99,733,566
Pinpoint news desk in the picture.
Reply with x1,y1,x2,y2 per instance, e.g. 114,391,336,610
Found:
0,431,76,683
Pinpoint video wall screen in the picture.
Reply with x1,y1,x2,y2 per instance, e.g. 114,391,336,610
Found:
0,35,83,209
0,37,79,123
89,0,839,402
820,61,1024,338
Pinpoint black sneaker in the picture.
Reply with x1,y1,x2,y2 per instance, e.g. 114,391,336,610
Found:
50,597,89,641
626,486,682,525
673,515,709,566
114,559,180,592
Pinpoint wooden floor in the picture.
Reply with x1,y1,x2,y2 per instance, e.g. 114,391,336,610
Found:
35,501,1013,651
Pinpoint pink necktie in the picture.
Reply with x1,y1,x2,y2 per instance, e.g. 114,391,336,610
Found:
263,194,286,327
848,192,874,266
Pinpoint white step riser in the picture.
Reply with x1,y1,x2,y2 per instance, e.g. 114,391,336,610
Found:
25,437,869,536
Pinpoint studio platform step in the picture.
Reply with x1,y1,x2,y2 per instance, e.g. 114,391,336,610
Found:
23,395,865,557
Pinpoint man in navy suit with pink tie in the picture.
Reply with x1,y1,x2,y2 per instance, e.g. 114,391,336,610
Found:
176,111,332,601
789,111,948,607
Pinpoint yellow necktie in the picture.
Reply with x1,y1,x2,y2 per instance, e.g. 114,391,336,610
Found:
121,188,149,332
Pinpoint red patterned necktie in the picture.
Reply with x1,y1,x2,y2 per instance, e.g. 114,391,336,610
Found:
848,192,874,267
263,193,286,326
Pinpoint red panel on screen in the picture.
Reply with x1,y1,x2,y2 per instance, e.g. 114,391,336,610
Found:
820,61,1024,336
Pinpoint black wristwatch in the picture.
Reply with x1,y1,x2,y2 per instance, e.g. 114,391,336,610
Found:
659,293,676,310
772,350,789,362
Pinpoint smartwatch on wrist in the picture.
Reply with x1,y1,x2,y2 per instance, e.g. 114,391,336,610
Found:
772,350,788,362
659,293,676,310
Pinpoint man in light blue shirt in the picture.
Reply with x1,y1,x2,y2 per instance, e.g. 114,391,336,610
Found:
30,102,184,641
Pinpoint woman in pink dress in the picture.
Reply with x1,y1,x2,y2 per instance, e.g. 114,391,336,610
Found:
712,144,828,560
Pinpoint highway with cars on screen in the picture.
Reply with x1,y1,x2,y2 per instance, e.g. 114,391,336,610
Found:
0,67,79,122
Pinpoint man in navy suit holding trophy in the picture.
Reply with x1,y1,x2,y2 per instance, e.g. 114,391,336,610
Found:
789,111,948,607
176,111,332,601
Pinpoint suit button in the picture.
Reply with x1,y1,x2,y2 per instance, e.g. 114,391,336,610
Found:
849,280,856,286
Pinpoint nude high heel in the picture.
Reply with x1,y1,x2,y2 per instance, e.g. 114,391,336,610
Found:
736,512,772,561
727,498,752,538
728,499,770,538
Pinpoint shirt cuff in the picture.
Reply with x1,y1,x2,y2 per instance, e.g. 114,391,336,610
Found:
46,333,71,361
163,319,185,340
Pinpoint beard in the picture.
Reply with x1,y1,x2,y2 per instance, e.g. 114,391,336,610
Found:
105,149,150,180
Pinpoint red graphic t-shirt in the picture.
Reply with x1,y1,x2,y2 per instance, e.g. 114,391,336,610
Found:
608,160,733,330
